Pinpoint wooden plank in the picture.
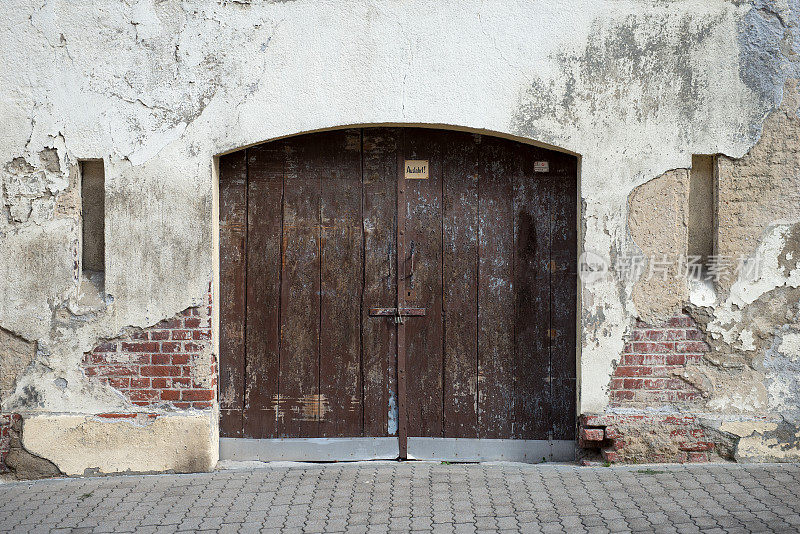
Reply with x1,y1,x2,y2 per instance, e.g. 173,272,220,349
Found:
403,128,444,438
318,129,364,437
278,134,321,438
550,273,577,440
477,136,516,439
441,131,479,438
548,153,578,440
512,144,552,440
243,142,284,439
218,150,247,438
362,128,399,437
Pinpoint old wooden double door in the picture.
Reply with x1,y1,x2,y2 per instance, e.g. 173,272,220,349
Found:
219,128,577,462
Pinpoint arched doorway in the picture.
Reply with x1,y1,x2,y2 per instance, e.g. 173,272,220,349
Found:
218,127,577,461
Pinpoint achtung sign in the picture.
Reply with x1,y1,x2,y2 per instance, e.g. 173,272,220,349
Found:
404,160,429,179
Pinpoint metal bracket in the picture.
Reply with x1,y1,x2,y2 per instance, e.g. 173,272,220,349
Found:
368,307,426,318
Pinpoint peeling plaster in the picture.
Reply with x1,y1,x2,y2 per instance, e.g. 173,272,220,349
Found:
0,0,799,469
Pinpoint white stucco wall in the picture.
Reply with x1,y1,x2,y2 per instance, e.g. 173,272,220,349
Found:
1,0,797,453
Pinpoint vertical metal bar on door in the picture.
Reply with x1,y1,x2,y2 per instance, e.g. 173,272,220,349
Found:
396,132,408,458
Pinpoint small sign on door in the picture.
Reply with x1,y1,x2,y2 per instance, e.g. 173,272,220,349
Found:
534,161,549,173
405,160,429,179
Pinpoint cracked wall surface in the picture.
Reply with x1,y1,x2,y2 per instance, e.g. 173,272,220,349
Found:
0,0,798,472
596,79,800,463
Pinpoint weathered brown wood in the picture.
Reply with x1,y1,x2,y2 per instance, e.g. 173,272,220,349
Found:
243,142,284,439
403,129,444,438
548,153,579,440
218,150,247,438
362,128,398,438
221,127,578,448
550,271,578,440
512,145,552,440
477,136,516,439
396,130,408,455
318,129,364,437
442,131,479,438
278,134,321,438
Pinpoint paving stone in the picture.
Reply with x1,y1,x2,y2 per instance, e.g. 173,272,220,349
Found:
1,463,799,533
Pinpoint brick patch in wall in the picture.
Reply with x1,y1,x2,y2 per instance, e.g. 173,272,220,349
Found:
579,413,720,464
609,315,710,407
0,413,21,473
82,304,216,410
579,314,721,464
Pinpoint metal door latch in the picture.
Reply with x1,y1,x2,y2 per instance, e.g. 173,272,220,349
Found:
368,307,426,324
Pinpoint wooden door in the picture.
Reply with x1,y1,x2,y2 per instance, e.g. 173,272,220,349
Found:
218,128,577,455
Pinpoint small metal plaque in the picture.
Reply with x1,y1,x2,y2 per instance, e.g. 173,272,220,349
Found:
534,161,549,173
404,160,429,179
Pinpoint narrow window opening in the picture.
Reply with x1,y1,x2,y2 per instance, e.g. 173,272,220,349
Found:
688,155,715,271
80,160,105,276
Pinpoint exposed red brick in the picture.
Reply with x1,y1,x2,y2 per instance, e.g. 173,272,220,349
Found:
611,390,635,401
668,316,694,327
665,354,687,365
182,389,214,401
157,318,180,329
632,341,675,353
580,428,604,442
685,329,705,340
81,303,215,413
613,366,653,377
89,353,108,364
688,451,708,462
579,412,717,464
611,315,707,409
121,342,159,353
107,377,130,389
183,317,201,328
141,365,181,377
601,448,619,462
620,354,644,365
97,365,138,377
172,377,191,387
128,390,158,401
151,377,168,389
675,341,709,353
130,378,150,389
664,329,687,340
151,354,171,365
160,390,180,401
623,378,643,389
592,314,718,463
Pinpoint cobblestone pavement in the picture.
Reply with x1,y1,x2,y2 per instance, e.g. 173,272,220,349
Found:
1,462,800,533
